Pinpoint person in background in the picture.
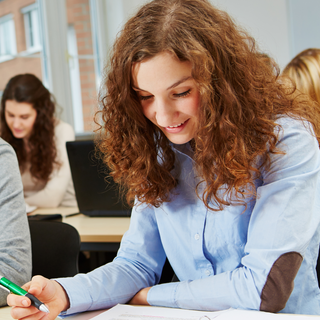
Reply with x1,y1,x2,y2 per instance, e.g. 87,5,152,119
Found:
282,48,320,105
0,138,31,306
0,74,76,208
7,0,320,318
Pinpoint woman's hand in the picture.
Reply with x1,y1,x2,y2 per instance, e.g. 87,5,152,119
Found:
129,287,151,305
7,275,70,320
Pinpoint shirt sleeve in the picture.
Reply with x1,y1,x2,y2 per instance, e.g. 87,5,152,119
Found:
24,121,75,207
0,140,32,306
147,118,320,311
56,202,166,315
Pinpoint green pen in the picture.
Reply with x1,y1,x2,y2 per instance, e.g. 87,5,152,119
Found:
0,276,49,313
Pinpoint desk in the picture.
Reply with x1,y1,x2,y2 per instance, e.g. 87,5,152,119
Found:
1,305,319,320
0,306,104,320
32,207,131,251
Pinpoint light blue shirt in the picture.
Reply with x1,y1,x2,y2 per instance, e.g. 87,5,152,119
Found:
58,117,320,315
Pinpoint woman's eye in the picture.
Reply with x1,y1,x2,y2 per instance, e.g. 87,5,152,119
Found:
174,89,191,98
139,95,153,101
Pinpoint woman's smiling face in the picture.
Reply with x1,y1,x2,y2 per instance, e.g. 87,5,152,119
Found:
132,51,200,145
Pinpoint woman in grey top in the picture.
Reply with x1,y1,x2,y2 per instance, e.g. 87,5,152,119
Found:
0,138,31,306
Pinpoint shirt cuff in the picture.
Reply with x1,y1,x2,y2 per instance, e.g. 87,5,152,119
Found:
55,275,93,316
147,282,179,308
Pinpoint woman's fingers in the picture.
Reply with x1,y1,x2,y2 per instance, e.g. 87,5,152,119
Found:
7,293,31,308
27,276,50,297
7,276,69,320
7,276,56,320
10,305,41,320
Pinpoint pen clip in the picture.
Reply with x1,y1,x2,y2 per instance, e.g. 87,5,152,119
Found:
0,284,10,293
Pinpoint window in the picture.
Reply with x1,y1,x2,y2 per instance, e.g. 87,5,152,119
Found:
21,3,41,52
67,24,84,133
0,2,43,100
0,14,17,61
65,0,102,133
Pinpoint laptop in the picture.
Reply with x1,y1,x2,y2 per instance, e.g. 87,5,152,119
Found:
66,140,131,217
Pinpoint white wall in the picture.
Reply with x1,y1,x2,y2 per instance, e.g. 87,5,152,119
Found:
102,0,320,72
210,0,320,70
104,0,149,51
288,0,320,59
209,0,291,70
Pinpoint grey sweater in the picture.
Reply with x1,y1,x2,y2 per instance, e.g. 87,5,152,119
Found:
0,138,32,306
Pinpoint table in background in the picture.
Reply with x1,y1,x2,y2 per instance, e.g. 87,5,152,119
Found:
31,207,131,251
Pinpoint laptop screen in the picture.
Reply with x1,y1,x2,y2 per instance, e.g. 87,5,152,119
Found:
66,140,131,217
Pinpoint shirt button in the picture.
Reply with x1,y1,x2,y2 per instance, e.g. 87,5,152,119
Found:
205,269,211,276
194,233,200,240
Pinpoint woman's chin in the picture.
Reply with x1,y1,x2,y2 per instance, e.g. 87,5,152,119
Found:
12,132,25,139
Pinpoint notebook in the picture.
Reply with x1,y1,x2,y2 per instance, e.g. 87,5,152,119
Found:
66,140,131,217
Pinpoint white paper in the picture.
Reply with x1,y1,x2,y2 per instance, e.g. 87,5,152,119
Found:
90,304,228,320
89,305,319,320
217,309,317,320
26,202,37,213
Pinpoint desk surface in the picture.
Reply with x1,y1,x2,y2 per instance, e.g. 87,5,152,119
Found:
1,305,319,320
32,207,131,243
0,306,104,320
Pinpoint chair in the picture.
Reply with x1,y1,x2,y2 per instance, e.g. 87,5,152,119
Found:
159,258,175,284
28,220,81,279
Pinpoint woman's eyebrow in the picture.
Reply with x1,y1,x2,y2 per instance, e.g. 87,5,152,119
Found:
6,110,30,117
132,76,192,92
132,85,147,92
166,76,192,90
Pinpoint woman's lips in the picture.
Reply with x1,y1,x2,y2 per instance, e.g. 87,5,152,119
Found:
12,129,24,136
164,119,189,133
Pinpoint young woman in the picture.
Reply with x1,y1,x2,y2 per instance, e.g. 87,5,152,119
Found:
7,0,320,318
282,48,320,106
0,74,76,208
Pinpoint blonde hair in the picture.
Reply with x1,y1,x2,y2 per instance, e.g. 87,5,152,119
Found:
282,48,320,105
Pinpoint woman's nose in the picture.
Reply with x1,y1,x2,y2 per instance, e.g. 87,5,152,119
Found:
155,99,177,127
12,118,21,128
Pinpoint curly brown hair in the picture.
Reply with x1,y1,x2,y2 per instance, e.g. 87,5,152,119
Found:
96,0,320,210
0,73,59,183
